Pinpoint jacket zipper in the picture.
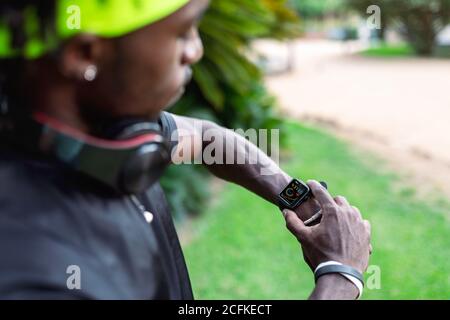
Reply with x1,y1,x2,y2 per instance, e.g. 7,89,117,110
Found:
129,195,154,224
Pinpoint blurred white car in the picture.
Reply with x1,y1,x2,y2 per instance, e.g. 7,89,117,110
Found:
436,25,450,46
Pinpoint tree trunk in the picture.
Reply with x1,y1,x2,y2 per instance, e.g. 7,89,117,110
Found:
401,8,436,56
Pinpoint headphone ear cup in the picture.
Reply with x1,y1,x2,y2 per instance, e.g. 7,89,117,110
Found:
120,141,170,194
109,120,171,194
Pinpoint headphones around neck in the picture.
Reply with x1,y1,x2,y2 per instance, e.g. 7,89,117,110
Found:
0,111,172,195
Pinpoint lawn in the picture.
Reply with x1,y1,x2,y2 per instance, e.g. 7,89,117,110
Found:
361,43,415,58
181,121,450,299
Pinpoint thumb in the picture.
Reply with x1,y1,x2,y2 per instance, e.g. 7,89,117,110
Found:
283,209,311,243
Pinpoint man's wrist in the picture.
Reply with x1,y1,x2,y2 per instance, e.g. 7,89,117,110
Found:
310,273,359,300
314,261,364,299
272,173,292,205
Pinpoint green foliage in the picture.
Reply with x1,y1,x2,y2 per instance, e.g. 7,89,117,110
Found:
290,0,344,19
161,165,211,222
162,0,301,219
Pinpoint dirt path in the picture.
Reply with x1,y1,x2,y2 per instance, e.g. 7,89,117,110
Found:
264,39,450,198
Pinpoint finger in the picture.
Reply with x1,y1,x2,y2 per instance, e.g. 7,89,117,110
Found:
353,206,361,215
364,220,372,255
364,220,371,236
334,196,349,207
352,206,364,221
301,245,314,271
283,209,311,242
352,206,362,217
296,198,321,221
307,180,335,207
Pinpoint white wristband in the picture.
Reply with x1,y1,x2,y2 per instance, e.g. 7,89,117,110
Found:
314,261,363,299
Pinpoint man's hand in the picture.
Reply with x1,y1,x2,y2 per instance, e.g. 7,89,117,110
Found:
294,196,322,223
283,180,372,299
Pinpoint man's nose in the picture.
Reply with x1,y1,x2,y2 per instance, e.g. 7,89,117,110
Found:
183,36,204,65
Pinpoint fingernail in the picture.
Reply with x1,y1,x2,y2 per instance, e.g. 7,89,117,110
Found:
282,209,288,218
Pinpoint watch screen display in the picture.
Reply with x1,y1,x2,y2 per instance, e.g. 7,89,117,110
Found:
279,179,310,207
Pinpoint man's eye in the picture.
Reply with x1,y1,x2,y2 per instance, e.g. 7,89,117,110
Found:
180,26,197,40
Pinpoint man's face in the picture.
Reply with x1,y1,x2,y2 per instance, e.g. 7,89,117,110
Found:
82,0,209,121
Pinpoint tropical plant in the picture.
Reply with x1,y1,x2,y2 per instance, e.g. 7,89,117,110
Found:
290,0,344,19
172,0,300,128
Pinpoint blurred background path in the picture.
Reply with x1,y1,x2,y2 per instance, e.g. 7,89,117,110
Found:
261,39,450,197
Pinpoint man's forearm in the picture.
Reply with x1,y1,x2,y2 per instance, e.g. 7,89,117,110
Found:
172,114,316,219
201,122,291,205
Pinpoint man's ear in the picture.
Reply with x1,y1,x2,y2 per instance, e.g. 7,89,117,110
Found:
57,34,112,82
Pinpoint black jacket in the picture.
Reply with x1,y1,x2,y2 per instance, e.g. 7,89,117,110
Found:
0,113,193,299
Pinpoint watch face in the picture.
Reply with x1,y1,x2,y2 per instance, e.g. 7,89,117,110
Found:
279,179,310,208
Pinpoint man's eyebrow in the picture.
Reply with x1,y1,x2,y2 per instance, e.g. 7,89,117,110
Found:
179,2,209,26
194,6,208,22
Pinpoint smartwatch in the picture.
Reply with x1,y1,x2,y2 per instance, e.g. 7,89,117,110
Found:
278,179,328,211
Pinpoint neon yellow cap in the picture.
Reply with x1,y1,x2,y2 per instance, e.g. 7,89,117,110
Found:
0,0,190,59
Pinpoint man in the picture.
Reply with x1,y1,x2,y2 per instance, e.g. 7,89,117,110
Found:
0,0,371,299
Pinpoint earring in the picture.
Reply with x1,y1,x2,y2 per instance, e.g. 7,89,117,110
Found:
84,65,98,82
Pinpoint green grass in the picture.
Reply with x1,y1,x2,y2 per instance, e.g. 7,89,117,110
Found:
181,122,450,299
361,44,415,58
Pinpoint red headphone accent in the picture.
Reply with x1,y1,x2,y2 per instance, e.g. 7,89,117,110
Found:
33,111,162,149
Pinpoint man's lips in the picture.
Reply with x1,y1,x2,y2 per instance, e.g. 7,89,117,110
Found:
184,67,193,86
165,68,193,108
